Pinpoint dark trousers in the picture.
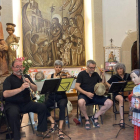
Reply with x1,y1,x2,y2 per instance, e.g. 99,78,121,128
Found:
5,101,50,140
45,93,67,120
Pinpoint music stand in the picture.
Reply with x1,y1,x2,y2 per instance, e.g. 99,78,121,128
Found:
42,78,74,140
108,81,133,138
123,81,135,92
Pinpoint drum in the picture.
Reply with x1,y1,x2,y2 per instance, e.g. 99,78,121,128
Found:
94,83,106,96
35,71,45,81
131,95,140,126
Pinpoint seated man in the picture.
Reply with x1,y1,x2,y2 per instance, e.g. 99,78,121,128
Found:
3,59,53,140
75,60,113,130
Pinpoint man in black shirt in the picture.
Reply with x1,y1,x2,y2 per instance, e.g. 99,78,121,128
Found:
3,59,52,139
75,60,113,130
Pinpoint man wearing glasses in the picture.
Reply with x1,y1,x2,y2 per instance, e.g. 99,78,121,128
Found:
75,60,113,130
3,59,52,139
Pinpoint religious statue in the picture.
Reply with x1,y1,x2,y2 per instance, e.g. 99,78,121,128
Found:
5,23,19,70
108,51,115,62
0,6,9,76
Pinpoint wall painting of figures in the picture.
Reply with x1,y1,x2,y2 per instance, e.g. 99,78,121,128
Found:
22,0,85,67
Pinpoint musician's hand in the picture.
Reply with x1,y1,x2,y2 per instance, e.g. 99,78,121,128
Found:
100,68,105,76
20,83,30,91
24,78,31,85
86,92,94,99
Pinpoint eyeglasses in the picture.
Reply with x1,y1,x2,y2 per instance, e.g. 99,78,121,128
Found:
88,67,96,70
13,65,23,69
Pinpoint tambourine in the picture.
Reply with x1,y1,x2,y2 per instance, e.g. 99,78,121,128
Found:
35,71,45,81
94,83,106,96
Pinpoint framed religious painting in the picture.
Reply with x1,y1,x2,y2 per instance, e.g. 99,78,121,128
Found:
21,0,85,68
104,46,121,71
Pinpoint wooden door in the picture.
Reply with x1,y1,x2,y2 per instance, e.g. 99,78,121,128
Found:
131,41,138,70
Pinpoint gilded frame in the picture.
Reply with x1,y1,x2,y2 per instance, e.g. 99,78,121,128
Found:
104,46,121,71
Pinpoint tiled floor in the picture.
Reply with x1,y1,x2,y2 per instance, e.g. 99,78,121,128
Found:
0,102,134,140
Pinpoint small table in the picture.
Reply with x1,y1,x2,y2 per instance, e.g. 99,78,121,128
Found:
66,89,78,102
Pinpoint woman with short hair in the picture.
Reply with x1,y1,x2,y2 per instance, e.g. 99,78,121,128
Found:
44,60,69,139
106,63,131,127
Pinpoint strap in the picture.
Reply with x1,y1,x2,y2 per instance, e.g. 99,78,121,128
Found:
125,73,129,81
51,74,54,78
85,119,90,122
94,118,98,120
114,74,123,81
59,129,63,133
59,134,64,136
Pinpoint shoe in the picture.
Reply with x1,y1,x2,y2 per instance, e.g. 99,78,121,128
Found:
36,131,51,138
49,123,58,133
85,119,91,130
90,117,100,128
58,129,64,139
119,119,124,127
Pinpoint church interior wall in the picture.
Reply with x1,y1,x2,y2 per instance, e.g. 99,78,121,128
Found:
0,0,13,39
102,0,137,74
0,0,137,79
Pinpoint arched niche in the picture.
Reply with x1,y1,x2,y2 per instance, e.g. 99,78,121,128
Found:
121,31,137,73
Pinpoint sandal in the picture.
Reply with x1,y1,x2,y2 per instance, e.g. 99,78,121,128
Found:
49,123,58,133
85,119,91,130
119,119,124,127
90,117,100,128
58,130,64,139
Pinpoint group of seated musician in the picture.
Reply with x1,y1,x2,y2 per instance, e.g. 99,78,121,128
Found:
2,58,137,139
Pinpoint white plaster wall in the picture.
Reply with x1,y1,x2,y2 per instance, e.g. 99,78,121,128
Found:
0,0,1,21
0,0,13,40
102,0,136,47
